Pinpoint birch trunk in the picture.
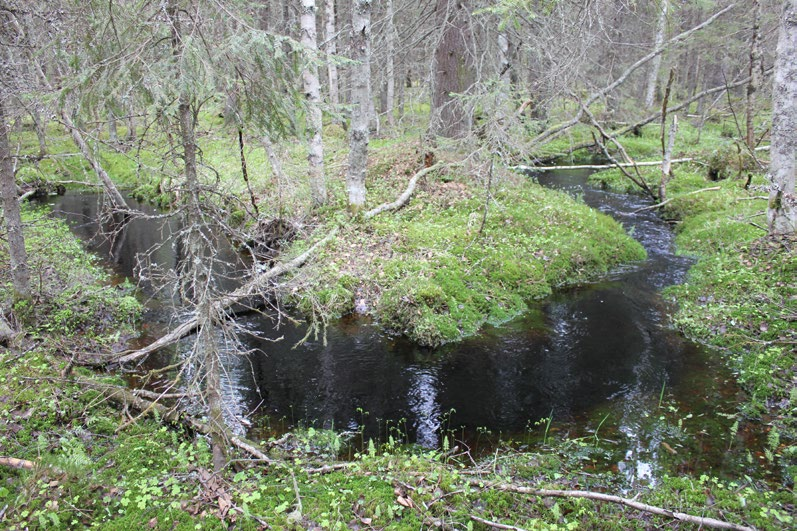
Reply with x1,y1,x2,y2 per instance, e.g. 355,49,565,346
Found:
660,115,678,202
0,101,30,301
384,0,396,128
324,0,339,108
645,0,669,108
108,109,118,143
746,0,762,150
347,0,371,212
768,0,797,234
301,0,326,207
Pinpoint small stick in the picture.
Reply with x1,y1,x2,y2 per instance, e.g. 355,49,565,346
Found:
633,187,721,213
471,515,529,530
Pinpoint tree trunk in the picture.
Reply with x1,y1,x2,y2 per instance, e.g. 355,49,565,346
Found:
108,109,118,143
60,111,127,212
30,109,47,157
0,101,30,301
301,0,327,207
346,0,371,212
746,0,762,150
645,0,669,108
168,0,228,469
660,115,678,202
431,0,474,138
324,0,340,108
384,0,396,129
768,0,797,235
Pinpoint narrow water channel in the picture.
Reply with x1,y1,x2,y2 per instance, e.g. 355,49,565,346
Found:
42,171,774,486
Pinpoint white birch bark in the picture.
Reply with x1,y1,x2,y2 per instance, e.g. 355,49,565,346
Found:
768,0,797,234
301,0,327,207
644,0,669,108
384,0,396,128
324,0,339,107
347,0,371,212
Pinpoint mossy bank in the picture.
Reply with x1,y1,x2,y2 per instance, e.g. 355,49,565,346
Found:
587,122,796,480
281,153,646,347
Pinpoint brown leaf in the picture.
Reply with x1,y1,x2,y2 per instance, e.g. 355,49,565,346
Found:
147,517,158,528
396,495,414,508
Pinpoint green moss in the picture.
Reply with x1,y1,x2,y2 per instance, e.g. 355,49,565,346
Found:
285,173,644,346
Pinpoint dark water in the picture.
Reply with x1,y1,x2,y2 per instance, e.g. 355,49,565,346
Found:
42,173,772,485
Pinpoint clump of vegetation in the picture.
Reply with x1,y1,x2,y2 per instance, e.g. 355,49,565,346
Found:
0,206,141,348
283,154,645,346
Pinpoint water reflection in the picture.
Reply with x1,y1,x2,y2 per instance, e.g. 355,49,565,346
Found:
42,173,743,483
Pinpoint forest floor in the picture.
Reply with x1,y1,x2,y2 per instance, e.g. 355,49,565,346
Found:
0,117,795,529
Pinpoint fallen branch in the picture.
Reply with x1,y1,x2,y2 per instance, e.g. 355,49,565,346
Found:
17,190,36,203
75,377,274,464
632,186,721,213
471,515,529,531
115,159,444,365
470,480,754,531
562,73,764,157
0,457,36,470
364,161,446,219
514,158,693,173
529,4,736,148
112,225,340,365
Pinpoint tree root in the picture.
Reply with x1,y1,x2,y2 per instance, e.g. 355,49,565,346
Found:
468,480,755,531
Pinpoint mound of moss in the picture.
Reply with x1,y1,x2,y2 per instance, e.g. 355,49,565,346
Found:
285,170,645,347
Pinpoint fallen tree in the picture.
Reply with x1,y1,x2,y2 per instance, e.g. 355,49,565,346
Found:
514,158,693,173
113,161,444,366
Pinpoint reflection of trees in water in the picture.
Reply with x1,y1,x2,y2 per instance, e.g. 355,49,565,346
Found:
406,367,440,448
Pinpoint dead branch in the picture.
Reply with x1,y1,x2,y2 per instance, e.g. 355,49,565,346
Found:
563,73,763,157
59,111,128,212
112,225,340,365
470,480,754,531
75,377,274,464
364,161,447,219
0,457,36,470
576,96,656,199
632,187,721,213
515,158,693,173
529,3,736,149
115,158,447,365
471,515,529,531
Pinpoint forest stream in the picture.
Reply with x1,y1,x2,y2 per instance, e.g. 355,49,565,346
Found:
40,170,778,488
